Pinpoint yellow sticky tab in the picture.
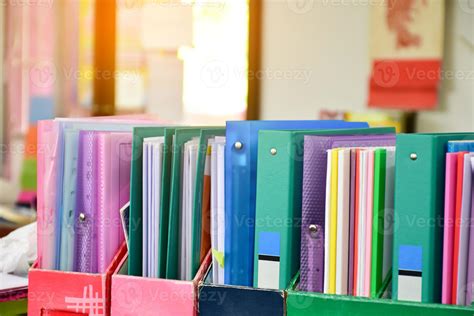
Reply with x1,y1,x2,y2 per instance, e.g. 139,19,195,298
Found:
207,145,212,155
212,249,225,268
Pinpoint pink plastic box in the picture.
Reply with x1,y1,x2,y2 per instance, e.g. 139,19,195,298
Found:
110,251,211,316
28,244,127,316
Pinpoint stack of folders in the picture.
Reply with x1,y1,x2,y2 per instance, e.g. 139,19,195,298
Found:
323,146,395,297
128,121,374,284
253,127,396,290
298,133,397,299
37,118,151,274
393,133,474,305
442,141,474,306
128,127,226,282
224,120,371,287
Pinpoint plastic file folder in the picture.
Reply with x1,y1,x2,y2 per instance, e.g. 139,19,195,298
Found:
253,127,395,290
167,127,221,280
393,133,474,303
128,127,168,277
299,133,396,292
191,129,225,277
53,119,153,270
224,120,369,287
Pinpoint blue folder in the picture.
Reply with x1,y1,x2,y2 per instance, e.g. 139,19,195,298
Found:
59,130,79,271
447,140,474,152
224,120,369,286
54,119,153,270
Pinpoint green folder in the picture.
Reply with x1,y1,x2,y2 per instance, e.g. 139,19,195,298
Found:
158,127,180,277
393,133,474,303
254,127,395,290
128,126,169,276
191,128,225,275
166,127,214,279
371,148,388,297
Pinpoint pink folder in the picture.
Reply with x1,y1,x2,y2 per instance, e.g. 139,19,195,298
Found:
442,153,457,304
97,132,132,273
466,156,474,305
364,149,374,296
37,120,59,270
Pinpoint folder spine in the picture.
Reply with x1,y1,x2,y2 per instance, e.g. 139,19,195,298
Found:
393,135,442,303
371,149,386,297
254,131,302,290
129,127,168,276
225,122,253,286
97,133,110,273
158,128,175,277
191,129,225,277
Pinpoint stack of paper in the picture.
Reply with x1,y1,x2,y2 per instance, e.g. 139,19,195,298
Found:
142,137,164,278
210,137,226,284
442,140,474,306
324,146,396,297
128,127,225,281
179,138,199,280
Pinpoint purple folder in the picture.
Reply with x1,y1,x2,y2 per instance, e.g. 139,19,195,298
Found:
466,156,474,305
300,134,395,292
74,131,99,273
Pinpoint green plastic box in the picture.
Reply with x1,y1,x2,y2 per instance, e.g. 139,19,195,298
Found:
286,274,474,316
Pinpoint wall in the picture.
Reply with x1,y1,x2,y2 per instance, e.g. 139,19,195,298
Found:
260,0,473,132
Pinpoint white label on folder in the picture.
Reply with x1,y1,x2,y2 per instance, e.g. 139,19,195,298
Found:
258,258,280,290
258,232,280,289
398,245,422,302
398,275,422,302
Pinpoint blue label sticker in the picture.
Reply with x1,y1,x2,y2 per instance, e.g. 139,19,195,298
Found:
258,232,280,257
399,245,422,272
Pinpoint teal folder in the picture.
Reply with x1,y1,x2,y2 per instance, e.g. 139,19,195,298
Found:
128,126,169,277
253,127,395,290
191,128,225,276
393,133,474,303
166,128,212,279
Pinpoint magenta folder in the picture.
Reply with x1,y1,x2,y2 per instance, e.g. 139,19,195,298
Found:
466,156,474,305
442,153,457,304
97,132,132,273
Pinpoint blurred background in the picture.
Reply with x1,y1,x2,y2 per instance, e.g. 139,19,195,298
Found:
0,0,472,234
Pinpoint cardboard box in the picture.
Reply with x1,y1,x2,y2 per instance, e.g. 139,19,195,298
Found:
110,251,211,316
286,274,474,316
28,243,127,315
198,264,285,316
